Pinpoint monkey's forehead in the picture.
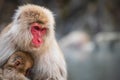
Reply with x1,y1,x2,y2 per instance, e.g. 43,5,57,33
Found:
13,4,55,25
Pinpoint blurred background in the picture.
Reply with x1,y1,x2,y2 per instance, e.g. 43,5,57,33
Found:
0,0,120,80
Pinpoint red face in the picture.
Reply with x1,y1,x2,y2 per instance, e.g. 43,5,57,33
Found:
30,22,47,48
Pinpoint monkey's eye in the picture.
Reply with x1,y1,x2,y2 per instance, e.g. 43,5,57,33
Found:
31,22,42,31
41,28,46,31
15,60,21,66
34,26,40,31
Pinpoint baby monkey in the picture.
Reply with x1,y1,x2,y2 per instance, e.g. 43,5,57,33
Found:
0,51,33,80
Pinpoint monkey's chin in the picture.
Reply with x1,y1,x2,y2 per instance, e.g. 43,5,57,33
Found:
31,43,41,48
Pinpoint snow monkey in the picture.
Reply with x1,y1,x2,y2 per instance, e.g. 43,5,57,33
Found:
0,4,67,80
0,51,33,80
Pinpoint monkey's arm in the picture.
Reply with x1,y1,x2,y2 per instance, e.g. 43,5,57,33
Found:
0,68,7,80
14,74,29,80
0,68,29,80
0,68,3,80
0,23,16,66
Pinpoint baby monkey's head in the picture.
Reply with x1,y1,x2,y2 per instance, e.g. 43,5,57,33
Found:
3,51,33,75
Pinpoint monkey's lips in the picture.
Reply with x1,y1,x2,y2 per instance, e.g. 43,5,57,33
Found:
31,23,44,48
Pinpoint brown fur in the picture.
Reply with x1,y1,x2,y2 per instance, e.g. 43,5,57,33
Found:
0,4,67,80
0,51,33,80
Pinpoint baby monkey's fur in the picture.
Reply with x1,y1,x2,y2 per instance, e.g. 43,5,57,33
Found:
0,51,33,80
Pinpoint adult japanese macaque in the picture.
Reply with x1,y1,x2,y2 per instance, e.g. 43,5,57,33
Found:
0,4,67,80
0,51,33,80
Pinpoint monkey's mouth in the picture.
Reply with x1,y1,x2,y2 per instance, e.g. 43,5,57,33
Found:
30,22,46,48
